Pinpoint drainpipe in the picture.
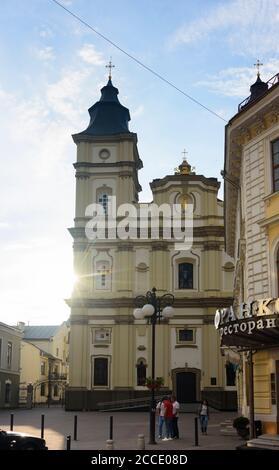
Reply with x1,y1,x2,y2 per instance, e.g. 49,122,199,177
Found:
248,350,255,439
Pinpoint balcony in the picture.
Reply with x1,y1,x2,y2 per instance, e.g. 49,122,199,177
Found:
49,373,67,381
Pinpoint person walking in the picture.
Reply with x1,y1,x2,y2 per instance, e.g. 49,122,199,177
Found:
162,396,173,441
171,395,180,439
156,397,166,439
199,399,209,435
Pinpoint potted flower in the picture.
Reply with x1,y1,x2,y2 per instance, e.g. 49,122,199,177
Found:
233,416,250,439
145,377,164,390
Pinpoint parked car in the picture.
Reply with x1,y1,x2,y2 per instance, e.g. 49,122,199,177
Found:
0,429,48,450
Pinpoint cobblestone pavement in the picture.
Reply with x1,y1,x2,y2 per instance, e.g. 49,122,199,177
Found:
0,407,242,450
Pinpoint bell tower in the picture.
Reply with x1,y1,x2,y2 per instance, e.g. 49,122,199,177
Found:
66,67,143,409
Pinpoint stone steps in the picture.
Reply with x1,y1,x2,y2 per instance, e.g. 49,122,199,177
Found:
247,434,279,450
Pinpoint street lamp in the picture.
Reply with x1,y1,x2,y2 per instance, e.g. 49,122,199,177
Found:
133,287,175,445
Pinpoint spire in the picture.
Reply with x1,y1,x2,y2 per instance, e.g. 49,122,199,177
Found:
249,59,268,103
75,64,131,137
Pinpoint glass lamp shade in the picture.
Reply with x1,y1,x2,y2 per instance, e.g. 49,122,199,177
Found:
142,303,155,317
133,308,144,320
162,306,175,318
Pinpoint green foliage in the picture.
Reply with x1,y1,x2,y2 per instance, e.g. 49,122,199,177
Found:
233,416,249,429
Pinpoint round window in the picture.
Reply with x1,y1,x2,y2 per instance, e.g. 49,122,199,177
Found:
99,148,110,160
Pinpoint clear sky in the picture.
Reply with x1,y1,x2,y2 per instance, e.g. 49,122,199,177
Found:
1,0,279,326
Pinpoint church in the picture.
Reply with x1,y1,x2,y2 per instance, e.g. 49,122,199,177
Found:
65,67,235,411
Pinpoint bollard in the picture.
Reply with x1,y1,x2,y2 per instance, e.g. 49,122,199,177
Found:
66,435,71,450
41,414,45,439
109,415,113,440
194,417,199,446
10,414,14,431
137,434,145,450
106,439,114,450
74,415,78,441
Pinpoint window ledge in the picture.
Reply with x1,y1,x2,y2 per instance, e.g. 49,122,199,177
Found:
175,344,198,348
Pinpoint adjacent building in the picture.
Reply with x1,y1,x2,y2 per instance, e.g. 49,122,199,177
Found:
19,322,70,405
0,322,22,408
223,70,279,433
66,74,235,410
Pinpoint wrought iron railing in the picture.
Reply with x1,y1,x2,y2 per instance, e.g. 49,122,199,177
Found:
97,392,167,411
238,73,279,111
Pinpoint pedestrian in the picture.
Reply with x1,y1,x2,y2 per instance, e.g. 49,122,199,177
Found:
162,396,173,441
199,399,209,435
156,397,166,439
171,395,180,439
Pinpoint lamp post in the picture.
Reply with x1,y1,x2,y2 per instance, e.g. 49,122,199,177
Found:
133,287,175,445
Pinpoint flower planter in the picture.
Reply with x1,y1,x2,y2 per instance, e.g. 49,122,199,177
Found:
236,427,249,439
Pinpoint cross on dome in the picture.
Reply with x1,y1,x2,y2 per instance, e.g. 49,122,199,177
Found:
254,59,263,78
106,58,115,80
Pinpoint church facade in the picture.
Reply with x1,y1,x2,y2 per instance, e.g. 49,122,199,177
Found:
66,74,235,411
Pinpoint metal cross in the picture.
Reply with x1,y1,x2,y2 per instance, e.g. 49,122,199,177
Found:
254,59,263,77
182,149,188,160
106,58,115,79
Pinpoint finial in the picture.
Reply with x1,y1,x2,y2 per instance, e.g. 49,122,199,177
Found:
106,57,115,80
254,59,263,78
182,148,188,161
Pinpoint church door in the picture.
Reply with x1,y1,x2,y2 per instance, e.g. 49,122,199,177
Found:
176,372,197,403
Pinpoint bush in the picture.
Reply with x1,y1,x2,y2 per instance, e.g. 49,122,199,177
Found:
233,416,249,429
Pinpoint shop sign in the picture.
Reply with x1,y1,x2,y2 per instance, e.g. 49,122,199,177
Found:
215,298,279,338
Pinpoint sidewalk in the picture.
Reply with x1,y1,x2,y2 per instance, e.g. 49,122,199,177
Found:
0,408,242,450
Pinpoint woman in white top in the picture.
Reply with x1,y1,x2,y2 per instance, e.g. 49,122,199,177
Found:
199,400,209,435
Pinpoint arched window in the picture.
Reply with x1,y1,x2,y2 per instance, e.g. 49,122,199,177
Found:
53,384,59,397
98,192,109,215
136,359,147,386
178,262,193,289
96,186,112,215
96,261,111,290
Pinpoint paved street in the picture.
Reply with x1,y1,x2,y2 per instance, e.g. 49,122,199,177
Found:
0,407,243,450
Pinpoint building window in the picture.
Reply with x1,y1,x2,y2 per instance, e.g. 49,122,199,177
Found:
178,263,193,289
93,328,111,344
211,377,217,386
56,348,59,357
93,357,109,387
53,384,59,397
226,361,236,386
96,261,111,290
40,383,45,396
271,373,276,405
5,383,11,403
277,248,279,296
98,192,109,215
41,362,46,376
176,328,195,345
7,342,12,369
0,338,2,367
136,359,147,386
272,139,279,192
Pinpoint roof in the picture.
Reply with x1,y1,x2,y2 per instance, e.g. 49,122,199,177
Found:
23,325,60,340
73,78,131,139
22,340,61,360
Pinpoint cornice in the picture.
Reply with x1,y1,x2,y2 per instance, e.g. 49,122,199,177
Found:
66,296,233,309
